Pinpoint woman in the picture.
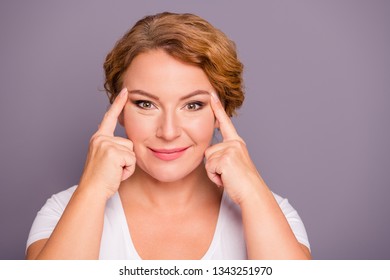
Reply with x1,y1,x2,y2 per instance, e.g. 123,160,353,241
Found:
26,12,311,259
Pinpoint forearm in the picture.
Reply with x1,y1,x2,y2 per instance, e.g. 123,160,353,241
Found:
240,180,310,260
28,88,134,260
34,184,108,259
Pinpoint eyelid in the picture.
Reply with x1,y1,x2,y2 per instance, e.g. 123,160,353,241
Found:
131,98,206,111
183,101,205,111
132,99,157,110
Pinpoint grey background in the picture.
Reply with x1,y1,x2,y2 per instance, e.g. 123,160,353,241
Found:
0,0,389,260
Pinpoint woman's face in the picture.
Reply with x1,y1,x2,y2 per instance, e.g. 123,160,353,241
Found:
122,49,216,182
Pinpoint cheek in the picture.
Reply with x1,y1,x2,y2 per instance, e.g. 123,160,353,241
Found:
123,110,156,141
123,106,216,143
183,111,215,143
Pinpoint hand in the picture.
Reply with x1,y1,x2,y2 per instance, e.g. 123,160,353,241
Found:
79,88,136,199
205,92,262,205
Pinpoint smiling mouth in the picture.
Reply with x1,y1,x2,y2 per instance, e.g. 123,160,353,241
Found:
149,147,190,161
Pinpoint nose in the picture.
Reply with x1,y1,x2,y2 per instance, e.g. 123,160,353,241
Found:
156,111,181,141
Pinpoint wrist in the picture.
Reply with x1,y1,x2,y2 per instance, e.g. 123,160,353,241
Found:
76,180,114,203
236,175,270,208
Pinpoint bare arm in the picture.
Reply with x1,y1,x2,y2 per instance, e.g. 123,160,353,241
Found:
26,186,107,259
206,92,311,259
240,180,311,259
26,88,136,259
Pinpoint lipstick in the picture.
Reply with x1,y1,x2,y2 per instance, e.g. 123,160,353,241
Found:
149,147,189,161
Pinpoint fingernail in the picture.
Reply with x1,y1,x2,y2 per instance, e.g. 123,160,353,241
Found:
120,88,128,97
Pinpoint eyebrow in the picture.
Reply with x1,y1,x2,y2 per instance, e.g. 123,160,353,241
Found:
127,89,210,101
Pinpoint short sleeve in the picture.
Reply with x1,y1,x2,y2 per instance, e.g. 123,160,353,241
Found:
272,192,311,251
26,186,77,251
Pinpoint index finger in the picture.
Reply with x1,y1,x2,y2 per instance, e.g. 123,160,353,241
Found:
98,88,128,135
210,92,239,141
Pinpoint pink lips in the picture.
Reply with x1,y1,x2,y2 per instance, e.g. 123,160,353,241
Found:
149,147,189,161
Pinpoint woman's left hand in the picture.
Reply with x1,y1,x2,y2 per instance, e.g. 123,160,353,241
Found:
205,92,264,206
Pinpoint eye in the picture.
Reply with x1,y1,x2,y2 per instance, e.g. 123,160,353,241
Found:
133,100,155,110
185,102,204,111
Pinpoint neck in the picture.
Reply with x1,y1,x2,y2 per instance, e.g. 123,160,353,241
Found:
121,163,216,210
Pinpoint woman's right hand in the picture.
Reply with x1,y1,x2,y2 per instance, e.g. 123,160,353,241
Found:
79,88,136,199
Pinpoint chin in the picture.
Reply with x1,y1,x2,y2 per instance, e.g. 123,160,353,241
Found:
150,173,187,183
138,160,204,183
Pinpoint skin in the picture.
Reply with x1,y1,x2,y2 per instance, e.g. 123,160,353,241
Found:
207,93,311,259
121,49,217,185
118,50,223,259
26,49,311,260
26,87,133,259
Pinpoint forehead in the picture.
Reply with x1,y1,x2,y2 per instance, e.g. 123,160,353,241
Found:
123,49,213,99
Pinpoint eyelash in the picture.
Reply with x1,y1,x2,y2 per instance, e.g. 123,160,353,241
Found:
132,100,205,111
133,100,155,110
185,101,204,111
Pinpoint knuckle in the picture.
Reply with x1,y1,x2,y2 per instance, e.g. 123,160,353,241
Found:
204,160,213,172
231,140,241,148
89,134,101,146
227,139,246,150
104,110,112,119
238,137,246,146
220,151,235,166
220,152,231,162
104,145,118,158
126,152,136,163
126,139,134,150
233,139,245,148
91,133,107,145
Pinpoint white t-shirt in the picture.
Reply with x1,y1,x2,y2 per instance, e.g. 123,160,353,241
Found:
27,185,310,259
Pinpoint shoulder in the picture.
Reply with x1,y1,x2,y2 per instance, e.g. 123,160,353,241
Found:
31,184,78,222
40,185,78,212
271,192,311,251
26,185,78,251
223,190,311,252
271,192,296,214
